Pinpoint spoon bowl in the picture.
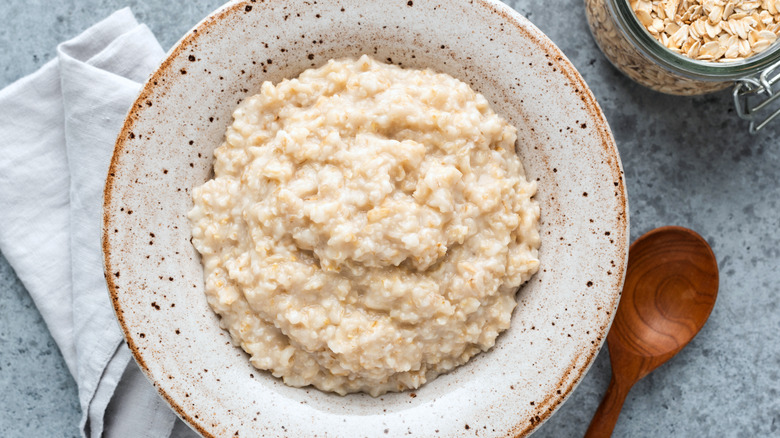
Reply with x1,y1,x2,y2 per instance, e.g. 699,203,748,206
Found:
585,226,718,437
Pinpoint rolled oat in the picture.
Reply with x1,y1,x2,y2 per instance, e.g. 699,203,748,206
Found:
630,0,780,62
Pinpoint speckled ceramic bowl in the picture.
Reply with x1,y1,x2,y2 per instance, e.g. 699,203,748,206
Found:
103,0,628,436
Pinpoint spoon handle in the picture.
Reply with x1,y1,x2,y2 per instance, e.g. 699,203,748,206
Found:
583,374,632,438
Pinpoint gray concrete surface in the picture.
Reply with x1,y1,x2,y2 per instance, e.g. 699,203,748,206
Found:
1,1,778,437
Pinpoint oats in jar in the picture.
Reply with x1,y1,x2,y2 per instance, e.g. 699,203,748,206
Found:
188,55,541,396
631,0,780,61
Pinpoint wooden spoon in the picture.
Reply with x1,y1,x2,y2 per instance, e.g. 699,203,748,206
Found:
584,226,719,438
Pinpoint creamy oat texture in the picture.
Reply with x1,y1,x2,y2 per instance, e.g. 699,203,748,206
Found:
188,55,541,396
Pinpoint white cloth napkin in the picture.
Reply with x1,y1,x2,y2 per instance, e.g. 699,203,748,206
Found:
0,8,198,438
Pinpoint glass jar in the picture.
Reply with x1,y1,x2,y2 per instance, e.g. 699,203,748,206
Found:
584,0,780,132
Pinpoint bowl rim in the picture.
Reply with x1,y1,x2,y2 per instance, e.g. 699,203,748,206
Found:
102,0,629,436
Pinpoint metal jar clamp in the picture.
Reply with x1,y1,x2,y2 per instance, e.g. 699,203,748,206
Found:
734,58,780,134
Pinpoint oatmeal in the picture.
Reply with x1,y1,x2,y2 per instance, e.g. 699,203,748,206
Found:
188,55,541,396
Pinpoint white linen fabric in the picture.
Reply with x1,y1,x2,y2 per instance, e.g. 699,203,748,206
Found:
0,8,198,438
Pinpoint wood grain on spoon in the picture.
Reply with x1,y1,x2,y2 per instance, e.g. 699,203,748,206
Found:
584,226,718,438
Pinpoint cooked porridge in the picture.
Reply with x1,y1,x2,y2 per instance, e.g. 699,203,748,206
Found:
188,55,541,396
